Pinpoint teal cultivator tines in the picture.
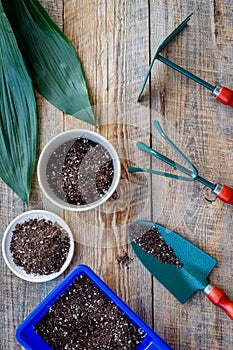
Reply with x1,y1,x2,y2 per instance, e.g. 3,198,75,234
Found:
128,121,233,205
138,14,233,108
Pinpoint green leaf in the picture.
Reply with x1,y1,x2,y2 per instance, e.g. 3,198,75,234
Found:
0,3,38,204
2,0,96,126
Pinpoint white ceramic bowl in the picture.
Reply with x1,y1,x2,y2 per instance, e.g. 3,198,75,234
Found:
37,130,121,211
2,210,74,283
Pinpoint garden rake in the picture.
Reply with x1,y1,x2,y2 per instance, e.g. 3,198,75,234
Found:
138,14,233,108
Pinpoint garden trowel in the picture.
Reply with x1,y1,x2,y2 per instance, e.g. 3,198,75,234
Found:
129,221,233,320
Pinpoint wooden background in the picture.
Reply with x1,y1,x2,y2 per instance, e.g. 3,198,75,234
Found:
1,0,233,349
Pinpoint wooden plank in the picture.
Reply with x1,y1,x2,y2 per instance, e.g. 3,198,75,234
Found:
63,0,153,327
1,0,233,349
149,1,233,349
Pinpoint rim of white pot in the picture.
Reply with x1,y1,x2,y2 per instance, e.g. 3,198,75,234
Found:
2,210,74,283
37,130,121,211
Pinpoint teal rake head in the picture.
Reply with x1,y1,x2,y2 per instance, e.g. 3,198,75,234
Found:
128,121,233,205
138,14,233,107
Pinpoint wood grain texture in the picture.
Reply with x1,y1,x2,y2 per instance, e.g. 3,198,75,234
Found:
0,1,232,349
63,0,153,327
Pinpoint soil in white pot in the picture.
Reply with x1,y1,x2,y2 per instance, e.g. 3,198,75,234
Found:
47,138,114,205
10,218,70,275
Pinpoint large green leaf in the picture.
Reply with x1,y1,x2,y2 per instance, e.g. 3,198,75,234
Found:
2,0,96,126
0,3,38,204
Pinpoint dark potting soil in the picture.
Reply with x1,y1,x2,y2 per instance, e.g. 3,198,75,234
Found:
34,274,145,350
46,137,114,205
134,227,183,268
10,219,70,275
116,251,133,268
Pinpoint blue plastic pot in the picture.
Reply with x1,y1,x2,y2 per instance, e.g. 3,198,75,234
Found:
16,264,171,349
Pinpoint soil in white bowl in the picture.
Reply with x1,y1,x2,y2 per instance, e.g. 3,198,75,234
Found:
10,218,70,275
46,137,114,205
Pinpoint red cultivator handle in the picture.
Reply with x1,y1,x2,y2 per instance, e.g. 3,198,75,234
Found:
204,285,233,320
213,86,233,107
213,184,233,205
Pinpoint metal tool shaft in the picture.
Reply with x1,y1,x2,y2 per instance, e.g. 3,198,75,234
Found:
129,165,215,190
128,121,216,191
157,55,215,91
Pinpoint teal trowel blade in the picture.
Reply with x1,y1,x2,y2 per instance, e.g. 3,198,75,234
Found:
129,221,217,304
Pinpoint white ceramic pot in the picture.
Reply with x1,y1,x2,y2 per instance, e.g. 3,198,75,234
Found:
2,210,74,283
37,130,121,211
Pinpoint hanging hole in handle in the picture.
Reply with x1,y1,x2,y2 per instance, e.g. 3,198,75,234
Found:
202,186,217,203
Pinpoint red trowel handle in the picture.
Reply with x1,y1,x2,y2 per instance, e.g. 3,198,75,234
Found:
213,184,233,205
204,285,233,320
213,85,233,107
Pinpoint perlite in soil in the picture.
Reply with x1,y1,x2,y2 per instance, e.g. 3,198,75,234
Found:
134,227,183,268
47,138,114,206
34,274,145,349
10,218,70,275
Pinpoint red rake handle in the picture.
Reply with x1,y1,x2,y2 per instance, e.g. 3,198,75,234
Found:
206,286,233,320
215,185,233,205
214,86,233,107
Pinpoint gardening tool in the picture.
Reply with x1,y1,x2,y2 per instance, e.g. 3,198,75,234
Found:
138,13,233,108
129,221,233,320
128,120,233,205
